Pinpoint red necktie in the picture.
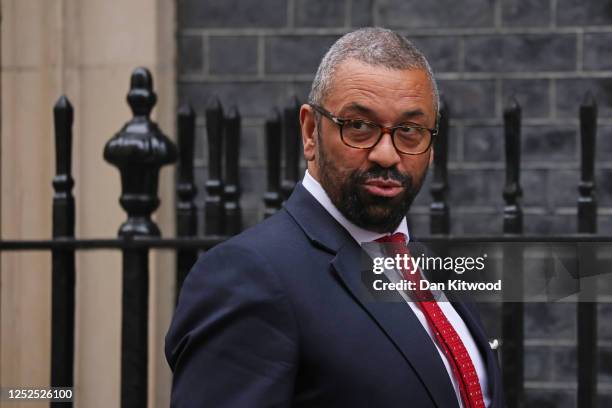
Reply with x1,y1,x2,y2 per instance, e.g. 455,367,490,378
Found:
376,233,485,408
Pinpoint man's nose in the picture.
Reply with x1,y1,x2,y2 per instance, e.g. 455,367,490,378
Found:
367,132,401,168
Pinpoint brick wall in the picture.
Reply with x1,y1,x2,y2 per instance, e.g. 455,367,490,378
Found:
177,0,612,405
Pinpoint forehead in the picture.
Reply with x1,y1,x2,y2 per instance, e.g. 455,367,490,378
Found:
324,59,435,122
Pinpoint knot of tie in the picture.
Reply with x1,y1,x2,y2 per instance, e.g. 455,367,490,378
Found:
374,232,406,244
374,233,410,264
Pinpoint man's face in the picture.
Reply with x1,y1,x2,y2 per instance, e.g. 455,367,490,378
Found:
300,59,436,233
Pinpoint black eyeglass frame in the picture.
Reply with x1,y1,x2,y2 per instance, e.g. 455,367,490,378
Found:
309,103,438,155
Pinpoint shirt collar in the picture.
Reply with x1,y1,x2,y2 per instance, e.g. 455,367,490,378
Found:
302,170,410,245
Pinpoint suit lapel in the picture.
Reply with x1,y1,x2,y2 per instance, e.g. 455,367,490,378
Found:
451,300,503,407
332,242,460,408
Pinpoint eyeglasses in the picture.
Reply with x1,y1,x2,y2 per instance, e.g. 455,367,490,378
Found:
309,103,437,155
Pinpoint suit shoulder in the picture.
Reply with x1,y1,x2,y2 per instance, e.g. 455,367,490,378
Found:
166,212,300,396
184,209,304,285
210,208,307,258
171,210,301,343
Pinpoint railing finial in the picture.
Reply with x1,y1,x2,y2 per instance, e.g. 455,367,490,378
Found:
127,67,156,118
104,67,177,237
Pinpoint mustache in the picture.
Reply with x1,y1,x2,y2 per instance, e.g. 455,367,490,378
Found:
356,165,411,186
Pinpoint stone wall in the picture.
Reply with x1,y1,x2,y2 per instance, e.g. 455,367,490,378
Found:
1,1,176,406
177,0,612,405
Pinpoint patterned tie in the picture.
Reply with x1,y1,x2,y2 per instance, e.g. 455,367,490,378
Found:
376,233,485,408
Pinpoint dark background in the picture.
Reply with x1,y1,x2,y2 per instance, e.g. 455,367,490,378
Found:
177,1,612,405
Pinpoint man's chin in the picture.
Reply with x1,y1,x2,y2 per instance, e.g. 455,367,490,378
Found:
348,202,407,231
365,207,404,223
365,191,416,223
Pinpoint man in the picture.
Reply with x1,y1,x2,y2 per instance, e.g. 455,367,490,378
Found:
166,27,504,407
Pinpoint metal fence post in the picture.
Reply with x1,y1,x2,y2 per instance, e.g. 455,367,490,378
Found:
430,97,450,235
51,96,76,407
501,96,524,408
223,106,242,235
577,91,598,408
205,97,225,235
503,97,523,235
176,103,198,300
264,108,282,218
103,67,177,408
281,96,301,202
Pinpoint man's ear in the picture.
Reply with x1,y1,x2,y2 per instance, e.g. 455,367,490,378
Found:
300,104,317,161
429,147,434,166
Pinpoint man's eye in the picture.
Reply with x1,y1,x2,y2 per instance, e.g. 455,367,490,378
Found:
397,126,420,135
348,120,374,131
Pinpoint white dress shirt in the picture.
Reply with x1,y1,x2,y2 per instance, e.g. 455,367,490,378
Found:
302,170,491,408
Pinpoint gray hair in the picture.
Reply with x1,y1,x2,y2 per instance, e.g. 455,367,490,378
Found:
309,27,440,115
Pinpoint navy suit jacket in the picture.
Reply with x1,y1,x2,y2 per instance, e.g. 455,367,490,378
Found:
165,183,505,407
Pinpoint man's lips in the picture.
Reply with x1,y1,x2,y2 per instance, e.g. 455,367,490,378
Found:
362,178,404,198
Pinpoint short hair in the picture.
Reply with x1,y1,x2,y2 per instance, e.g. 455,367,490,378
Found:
309,27,440,115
